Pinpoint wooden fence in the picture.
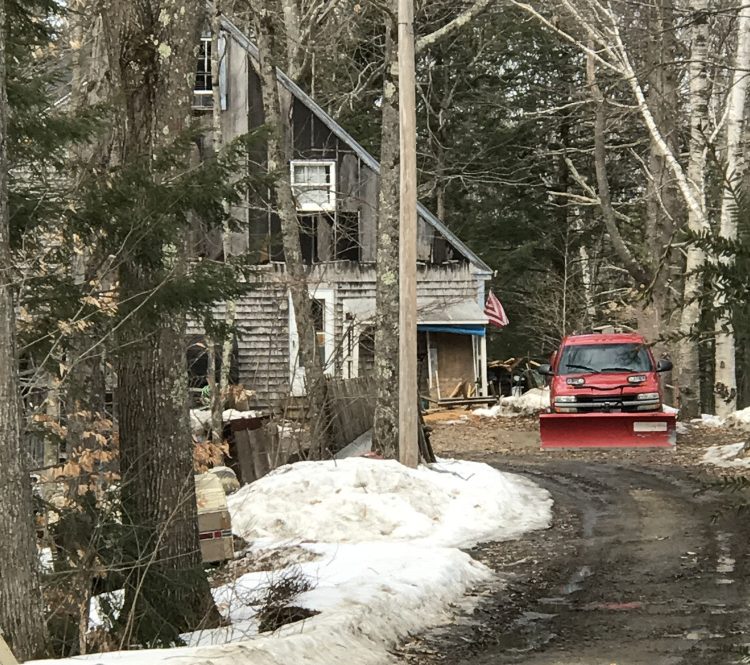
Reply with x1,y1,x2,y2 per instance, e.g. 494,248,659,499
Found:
326,376,376,452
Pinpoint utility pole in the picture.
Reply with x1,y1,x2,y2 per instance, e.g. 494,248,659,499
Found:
398,0,419,467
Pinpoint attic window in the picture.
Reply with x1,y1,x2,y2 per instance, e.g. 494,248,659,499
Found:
291,160,336,212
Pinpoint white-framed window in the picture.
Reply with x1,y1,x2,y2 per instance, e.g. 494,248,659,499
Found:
195,36,212,94
290,160,336,212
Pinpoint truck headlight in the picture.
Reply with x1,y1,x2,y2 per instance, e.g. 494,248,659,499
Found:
636,393,659,401
556,395,577,403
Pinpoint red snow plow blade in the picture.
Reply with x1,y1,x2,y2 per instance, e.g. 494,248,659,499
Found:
540,411,676,449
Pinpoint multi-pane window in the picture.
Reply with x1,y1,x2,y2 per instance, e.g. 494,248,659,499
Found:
194,37,213,102
290,160,336,211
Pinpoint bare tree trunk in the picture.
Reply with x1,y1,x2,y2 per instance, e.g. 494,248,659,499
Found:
713,6,750,417
0,0,49,656
66,0,110,491
251,1,331,456
587,50,652,287
99,0,218,644
373,6,400,458
214,8,238,422
676,0,710,418
643,0,681,378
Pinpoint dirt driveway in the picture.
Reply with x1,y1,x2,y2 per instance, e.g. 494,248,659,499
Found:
398,413,750,665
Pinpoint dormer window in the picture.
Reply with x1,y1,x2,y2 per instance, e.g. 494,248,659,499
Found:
290,160,336,211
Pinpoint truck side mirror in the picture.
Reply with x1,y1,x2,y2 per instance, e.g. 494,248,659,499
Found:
537,363,552,376
656,358,673,373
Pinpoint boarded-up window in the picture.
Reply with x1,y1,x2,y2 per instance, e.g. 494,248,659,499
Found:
299,213,359,263
336,212,360,261
299,215,317,264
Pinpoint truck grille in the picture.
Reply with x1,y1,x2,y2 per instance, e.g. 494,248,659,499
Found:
570,394,649,413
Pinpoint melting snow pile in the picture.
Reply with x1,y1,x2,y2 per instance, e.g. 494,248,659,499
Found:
230,458,552,547
31,458,552,665
725,406,750,430
692,413,726,428
474,388,550,417
687,407,750,432
702,442,750,469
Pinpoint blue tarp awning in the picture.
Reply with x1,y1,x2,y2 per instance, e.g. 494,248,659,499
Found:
417,324,486,337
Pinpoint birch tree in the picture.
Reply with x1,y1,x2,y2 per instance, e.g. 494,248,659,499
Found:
713,5,750,417
0,0,48,656
674,0,710,417
510,0,714,415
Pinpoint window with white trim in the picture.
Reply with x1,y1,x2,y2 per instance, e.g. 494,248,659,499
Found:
193,36,213,109
290,160,336,212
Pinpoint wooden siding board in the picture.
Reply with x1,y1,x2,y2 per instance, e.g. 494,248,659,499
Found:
417,216,432,262
358,166,378,263
188,263,481,403
338,152,359,213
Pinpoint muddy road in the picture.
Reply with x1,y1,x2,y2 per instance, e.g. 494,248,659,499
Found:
400,419,750,665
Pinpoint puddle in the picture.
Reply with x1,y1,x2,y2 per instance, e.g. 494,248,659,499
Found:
582,601,643,611
498,611,558,653
684,627,726,640
560,565,592,595
716,532,736,575
515,611,556,626
538,566,593,607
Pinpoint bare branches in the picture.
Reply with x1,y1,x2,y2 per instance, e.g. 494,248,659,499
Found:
587,50,652,286
415,0,494,53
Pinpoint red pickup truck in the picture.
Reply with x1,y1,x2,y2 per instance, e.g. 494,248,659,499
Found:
538,332,676,448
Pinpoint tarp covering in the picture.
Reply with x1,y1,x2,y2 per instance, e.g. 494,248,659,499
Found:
417,324,486,337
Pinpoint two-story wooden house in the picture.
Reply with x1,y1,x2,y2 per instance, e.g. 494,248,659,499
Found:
196,16,493,404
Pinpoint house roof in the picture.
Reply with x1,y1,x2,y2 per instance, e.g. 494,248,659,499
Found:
219,15,493,276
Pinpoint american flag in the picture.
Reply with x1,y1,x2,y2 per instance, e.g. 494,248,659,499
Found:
484,290,509,329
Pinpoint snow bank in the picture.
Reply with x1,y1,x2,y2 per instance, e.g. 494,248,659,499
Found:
228,458,552,548
31,458,552,665
702,442,750,469
692,414,726,428
684,407,750,431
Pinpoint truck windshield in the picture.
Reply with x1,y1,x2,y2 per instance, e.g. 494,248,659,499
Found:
557,343,652,375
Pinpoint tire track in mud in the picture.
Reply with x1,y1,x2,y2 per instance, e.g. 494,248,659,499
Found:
397,459,750,665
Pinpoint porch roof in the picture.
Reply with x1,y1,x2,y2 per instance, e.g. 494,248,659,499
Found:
344,298,488,326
